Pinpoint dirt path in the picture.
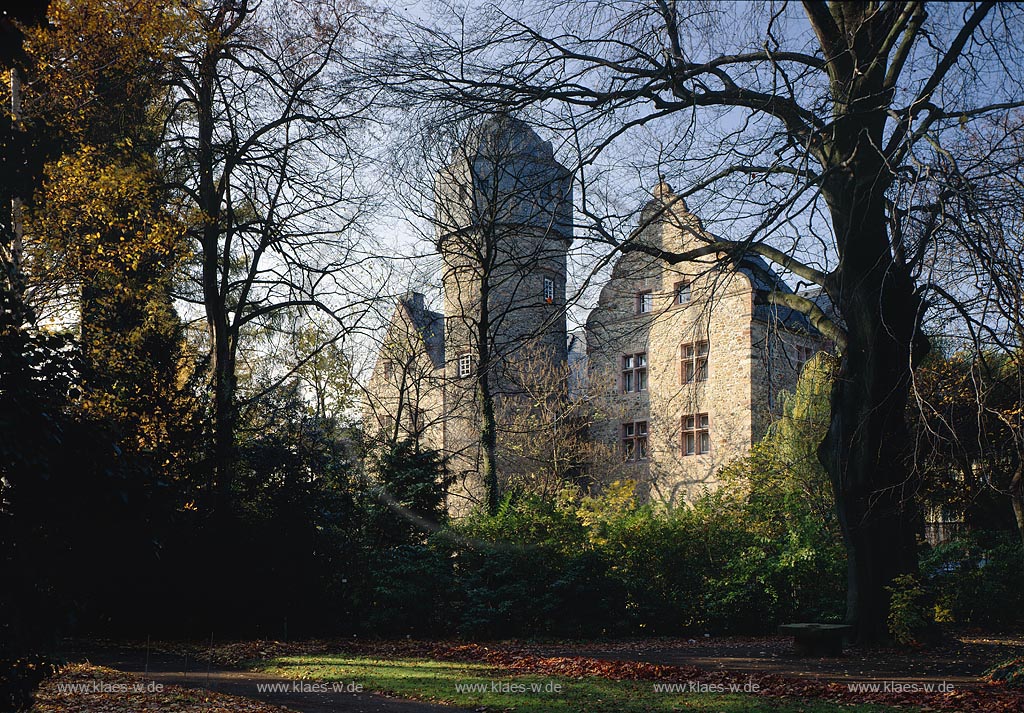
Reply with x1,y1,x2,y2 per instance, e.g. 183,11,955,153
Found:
64,644,468,713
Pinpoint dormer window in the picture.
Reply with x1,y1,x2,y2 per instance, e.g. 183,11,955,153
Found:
543,276,555,304
637,290,653,314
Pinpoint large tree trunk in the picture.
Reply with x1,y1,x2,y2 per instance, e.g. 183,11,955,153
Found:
808,5,932,641
819,162,928,645
820,302,924,644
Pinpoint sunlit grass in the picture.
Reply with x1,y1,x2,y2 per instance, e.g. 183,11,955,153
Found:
255,655,911,712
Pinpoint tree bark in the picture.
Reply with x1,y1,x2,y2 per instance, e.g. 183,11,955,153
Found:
196,27,235,511
476,265,500,515
818,148,928,645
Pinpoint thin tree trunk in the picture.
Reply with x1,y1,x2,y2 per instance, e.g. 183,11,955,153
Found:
476,272,499,515
1009,464,1024,551
478,368,499,514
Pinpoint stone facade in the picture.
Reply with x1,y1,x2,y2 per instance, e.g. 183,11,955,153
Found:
365,120,826,512
362,291,445,454
585,182,825,504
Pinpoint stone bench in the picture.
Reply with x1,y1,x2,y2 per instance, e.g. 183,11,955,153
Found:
778,623,853,656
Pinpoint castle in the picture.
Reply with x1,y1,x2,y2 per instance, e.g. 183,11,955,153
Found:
364,117,825,513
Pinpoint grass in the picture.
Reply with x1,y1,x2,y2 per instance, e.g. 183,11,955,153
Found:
255,654,912,712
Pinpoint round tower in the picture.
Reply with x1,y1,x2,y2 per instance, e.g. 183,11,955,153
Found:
435,117,573,512
435,116,573,387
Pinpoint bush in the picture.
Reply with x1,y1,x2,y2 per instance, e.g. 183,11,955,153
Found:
423,471,846,638
886,574,932,645
921,531,1024,626
364,543,457,635
447,493,618,638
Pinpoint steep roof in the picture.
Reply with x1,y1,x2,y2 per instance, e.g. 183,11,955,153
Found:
735,255,818,335
399,293,445,369
638,180,821,337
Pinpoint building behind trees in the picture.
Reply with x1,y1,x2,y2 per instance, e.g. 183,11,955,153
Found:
364,118,826,513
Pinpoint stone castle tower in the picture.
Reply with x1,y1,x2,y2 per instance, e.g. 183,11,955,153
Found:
435,116,573,509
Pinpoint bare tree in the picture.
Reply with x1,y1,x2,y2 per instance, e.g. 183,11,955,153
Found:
163,0,376,509
377,0,1024,643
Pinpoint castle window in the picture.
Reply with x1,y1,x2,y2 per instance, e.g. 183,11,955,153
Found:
795,344,815,374
543,276,555,303
622,420,648,461
457,353,472,378
674,281,691,305
681,341,709,383
682,413,710,456
382,360,393,380
637,290,653,314
622,352,647,393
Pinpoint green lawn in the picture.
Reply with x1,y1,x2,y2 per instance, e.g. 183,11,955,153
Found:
255,655,912,712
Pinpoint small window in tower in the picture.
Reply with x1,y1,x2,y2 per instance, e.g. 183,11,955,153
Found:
458,353,472,378
674,281,691,305
637,290,653,314
543,276,555,304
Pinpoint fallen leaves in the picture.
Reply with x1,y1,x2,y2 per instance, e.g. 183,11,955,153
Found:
142,636,1024,713
31,664,292,713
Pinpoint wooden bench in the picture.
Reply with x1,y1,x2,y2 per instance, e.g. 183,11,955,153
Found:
778,623,853,656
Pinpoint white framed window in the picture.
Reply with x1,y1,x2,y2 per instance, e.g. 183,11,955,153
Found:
621,352,647,393
622,420,648,461
543,276,555,303
682,413,710,456
637,290,653,314
674,281,691,305
458,353,472,378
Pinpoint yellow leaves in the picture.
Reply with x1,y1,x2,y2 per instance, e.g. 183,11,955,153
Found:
29,144,182,278
23,0,189,135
